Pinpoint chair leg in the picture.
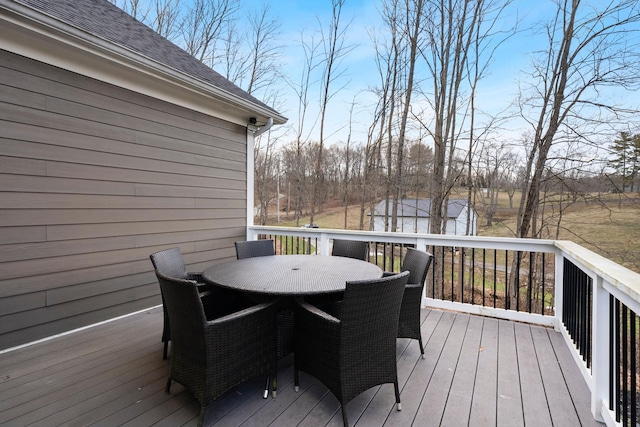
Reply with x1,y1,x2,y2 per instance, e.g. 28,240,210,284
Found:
394,381,402,411
197,404,207,427
341,405,349,427
163,340,169,360
263,375,270,399
165,378,172,393
418,334,425,359
294,368,300,392
271,372,278,398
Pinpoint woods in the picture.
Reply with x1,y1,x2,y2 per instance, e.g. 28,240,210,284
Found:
112,0,640,240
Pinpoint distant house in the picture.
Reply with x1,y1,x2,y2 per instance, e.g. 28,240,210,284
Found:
371,199,478,236
0,0,286,349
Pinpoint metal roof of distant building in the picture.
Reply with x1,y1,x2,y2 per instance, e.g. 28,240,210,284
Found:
372,199,471,218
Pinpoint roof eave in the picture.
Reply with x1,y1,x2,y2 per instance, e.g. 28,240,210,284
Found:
0,1,287,127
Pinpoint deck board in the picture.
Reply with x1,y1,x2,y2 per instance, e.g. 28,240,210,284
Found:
0,306,601,426
440,313,483,426
515,322,553,427
497,320,524,426
469,317,499,427
416,312,469,425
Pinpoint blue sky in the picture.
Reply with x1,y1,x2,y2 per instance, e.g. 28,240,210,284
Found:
244,0,538,145
230,0,639,154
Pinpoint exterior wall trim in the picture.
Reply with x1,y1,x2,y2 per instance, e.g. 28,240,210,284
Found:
0,1,286,127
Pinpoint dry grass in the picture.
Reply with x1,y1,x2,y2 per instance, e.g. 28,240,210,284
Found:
266,193,640,274
483,200,640,273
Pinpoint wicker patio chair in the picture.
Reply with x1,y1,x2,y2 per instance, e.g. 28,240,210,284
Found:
150,247,246,360
150,247,206,360
235,239,275,259
156,271,278,427
331,238,369,261
235,238,291,396
383,248,433,358
293,271,410,427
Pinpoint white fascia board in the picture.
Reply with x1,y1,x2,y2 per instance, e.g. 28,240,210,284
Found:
0,3,286,127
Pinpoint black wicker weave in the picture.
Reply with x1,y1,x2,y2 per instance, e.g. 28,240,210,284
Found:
331,239,369,260
149,247,206,360
293,271,410,427
156,271,278,427
235,239,275,259
234,238,290,396
384,248,433,358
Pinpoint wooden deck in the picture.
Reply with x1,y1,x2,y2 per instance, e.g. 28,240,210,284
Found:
0,306,601,426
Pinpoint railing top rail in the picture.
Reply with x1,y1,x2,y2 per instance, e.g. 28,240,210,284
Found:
249,225,557,252
555,239,640,305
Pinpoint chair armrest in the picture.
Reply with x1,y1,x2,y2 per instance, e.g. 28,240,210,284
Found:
296,299,340,324
404,283,424,295
187,272,203,282
203,300,278,370
207,300,278,326
382,271,395,277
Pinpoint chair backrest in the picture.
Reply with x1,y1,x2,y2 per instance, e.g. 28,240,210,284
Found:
235,239,275,259
155,270,207,361
149,247,189,279
340,271,409,352
331,239,368,261
401,248,433,286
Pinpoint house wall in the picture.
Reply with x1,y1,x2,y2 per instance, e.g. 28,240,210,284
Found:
449,208,477,236
0,50,248,350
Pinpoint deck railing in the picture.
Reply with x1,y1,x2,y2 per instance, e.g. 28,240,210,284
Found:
248,225,640,427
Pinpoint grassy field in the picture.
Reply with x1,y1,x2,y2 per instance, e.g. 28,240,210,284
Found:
266,192,640,274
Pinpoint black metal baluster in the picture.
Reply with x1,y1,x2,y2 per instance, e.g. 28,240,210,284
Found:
616,298,622,422
528,252,533,313
505,251,509,310
631,309,637,426
610,295,616,415
471,248,475,305
482,248,486,307
451,247,455,302
493,249,497,308
540,252,555,316
516,251,521,312
461,248,465,303
623,304,629,427
442,246,445,301
586,274,592,369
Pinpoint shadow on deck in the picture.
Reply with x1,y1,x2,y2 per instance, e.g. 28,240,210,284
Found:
0,306,601,426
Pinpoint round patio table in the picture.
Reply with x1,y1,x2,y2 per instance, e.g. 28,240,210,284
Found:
202,254,382,295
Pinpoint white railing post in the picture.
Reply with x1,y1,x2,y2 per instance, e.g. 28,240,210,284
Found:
416,237,429,308
554,252,564,331
319,232,330,255
591,275,609,423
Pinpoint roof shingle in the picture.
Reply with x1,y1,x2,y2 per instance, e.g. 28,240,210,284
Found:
14,0,280,116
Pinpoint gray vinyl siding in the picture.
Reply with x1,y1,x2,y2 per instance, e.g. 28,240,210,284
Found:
0,50,248,349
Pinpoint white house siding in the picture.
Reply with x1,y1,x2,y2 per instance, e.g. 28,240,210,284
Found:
372,201,477,236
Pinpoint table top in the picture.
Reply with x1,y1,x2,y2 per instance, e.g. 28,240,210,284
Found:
202,255,383,295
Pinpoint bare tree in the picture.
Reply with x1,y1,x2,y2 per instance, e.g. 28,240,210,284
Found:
389,0,425,232
342,100,357,229
150,0,182,41
219,4,282,97
474,141,515,226
179,0,240,65
516,0,640,240
110,0,151,22
309,0,354,225
416,0,513,236
408,0,513,298
286,31,322,226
